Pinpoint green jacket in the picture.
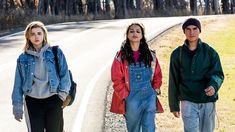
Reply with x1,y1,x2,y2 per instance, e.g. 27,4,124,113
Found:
168,39,224,112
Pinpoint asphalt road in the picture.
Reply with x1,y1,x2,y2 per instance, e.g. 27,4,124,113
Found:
0,17,188,132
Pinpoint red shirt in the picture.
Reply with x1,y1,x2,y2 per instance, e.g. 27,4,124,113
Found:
133,50,140,62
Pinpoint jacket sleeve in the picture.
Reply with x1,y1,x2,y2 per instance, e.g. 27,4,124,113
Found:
111,58,129,100
207,49,224,93
57,48,71,95
168,50,180,112
151,57,162,89
11,59,24,117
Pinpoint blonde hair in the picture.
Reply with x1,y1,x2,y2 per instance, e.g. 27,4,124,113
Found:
23,21,49,52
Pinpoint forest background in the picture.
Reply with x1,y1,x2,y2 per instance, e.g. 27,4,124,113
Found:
0,0,234,35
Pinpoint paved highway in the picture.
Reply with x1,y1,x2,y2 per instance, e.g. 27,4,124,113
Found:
0,17,187,132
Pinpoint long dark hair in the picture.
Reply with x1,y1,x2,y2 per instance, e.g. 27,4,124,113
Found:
120,23,153,67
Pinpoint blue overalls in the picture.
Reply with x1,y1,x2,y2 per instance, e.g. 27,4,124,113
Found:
125,62,157,132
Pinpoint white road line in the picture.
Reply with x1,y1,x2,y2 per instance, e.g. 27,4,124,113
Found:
0,32,23,40
72,59,113,132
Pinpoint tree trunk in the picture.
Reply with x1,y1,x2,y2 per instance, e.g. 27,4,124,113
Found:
231,0,234,14
50,0,56,15
54,0,60,15
222,0,230,14
68,0,78,15
136,0,141,10
165,0,174,8
45,0,50,15
78,0,84,15
59,0,67,15
0,0,5,10
87,0,102,15
38,0,45,15
25,0,35,11
105,0,111,12
190,0,197,15
123,0,127,17
178,0,187,9
66,0,73,16
173,0,179,9
153,0,164,10
204,0,209,14
113,0,126,19
105,0,111,17
212,0,219,14
126,0,135,9
48,0,60,15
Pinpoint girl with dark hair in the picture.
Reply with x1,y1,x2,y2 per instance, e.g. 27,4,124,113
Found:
110,23,163,132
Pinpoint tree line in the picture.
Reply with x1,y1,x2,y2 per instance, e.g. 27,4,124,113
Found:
0,0,234,31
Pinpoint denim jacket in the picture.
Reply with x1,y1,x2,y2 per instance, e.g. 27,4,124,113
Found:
12,46,71,116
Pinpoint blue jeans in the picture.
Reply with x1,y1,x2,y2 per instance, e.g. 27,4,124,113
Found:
181,101,215,132
125,62,156,132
